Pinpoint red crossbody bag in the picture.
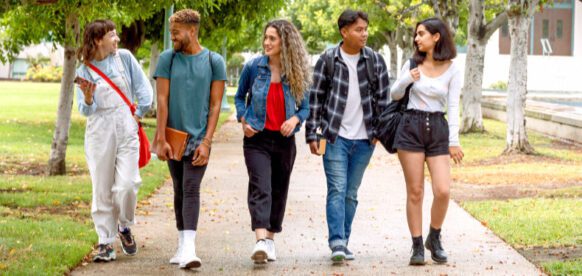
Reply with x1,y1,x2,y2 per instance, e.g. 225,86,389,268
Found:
87,63,151,168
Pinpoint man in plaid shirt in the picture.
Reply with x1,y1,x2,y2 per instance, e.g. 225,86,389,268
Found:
305,9,390,263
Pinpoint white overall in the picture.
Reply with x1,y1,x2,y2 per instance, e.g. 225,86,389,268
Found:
85,54,141,245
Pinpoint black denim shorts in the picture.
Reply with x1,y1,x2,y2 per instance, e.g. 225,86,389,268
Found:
393,109,450,157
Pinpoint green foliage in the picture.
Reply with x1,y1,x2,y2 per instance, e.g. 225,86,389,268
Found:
26,65,63,82
489,80,508,90
226,53,245,86
0,1,171,63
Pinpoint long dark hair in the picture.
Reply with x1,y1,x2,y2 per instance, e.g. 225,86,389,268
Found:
412,17,456,64
77,19,116,65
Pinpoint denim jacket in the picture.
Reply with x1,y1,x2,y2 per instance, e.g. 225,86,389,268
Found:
234,55,310,135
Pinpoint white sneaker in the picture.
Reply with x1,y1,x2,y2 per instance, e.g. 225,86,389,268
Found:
179,230,201,269
179,255,202,269
251,240,268,264
266,239,277,262
169,231,184,264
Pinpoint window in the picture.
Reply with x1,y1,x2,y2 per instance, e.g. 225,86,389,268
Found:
501,23,508,37
542,19,549,38
557,20,563,39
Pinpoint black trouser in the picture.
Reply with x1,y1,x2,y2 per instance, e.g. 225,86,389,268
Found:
243,130,296,233
168,154,207,231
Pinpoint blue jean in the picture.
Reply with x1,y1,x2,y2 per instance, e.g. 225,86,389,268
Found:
323,136,375,249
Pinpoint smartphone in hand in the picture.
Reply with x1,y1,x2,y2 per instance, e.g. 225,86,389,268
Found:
74,76,94,86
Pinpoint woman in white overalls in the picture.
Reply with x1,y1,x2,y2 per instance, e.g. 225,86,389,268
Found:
75,19,153,262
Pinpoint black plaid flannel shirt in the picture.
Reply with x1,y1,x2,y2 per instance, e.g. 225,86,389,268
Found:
305,45,390,144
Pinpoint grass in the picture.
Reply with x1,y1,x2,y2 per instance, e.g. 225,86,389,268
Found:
461,198,582,247
458,119,582,275
0,81,233,274
0,216,96,275
453,119,582,184
542,259,582,276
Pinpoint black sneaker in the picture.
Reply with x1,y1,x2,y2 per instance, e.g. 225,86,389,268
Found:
119,228,137,255
409,236,425,265
330,245,347,263
425,227,447,263
93,244,116,262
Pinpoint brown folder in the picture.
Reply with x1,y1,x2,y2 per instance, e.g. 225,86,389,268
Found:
151,127,190,161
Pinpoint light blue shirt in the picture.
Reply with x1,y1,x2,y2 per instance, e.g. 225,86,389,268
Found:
76,49,153,118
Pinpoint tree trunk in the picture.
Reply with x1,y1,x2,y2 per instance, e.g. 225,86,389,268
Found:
504,4,536,154
47,12,78,175
461,0,508,134
146,41,160,117
401,47,414,67
387,39,398,81
461,36,486,133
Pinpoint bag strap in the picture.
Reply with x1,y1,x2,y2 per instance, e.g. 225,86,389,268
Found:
324,47,335,87
87,63,136,115
400,58,417,112
364,47,377,93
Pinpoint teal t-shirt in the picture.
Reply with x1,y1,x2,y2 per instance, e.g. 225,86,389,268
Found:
154,48,227,155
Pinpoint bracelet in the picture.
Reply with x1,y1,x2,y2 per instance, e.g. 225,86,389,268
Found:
201,140,211,148
202,137,212,145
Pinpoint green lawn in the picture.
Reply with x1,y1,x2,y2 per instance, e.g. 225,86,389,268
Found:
0,81,233,274
458,119,582,275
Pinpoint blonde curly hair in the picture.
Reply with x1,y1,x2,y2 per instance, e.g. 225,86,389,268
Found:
264,20,311,102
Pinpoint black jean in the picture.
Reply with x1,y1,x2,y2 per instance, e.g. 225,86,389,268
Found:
168,155,207,231
243,130,297,233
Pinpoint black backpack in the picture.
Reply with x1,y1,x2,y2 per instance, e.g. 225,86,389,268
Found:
375,58,417,153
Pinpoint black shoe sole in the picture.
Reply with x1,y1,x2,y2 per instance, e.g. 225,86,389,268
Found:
431,256,448,264
409,258,426,266
425,244,447,263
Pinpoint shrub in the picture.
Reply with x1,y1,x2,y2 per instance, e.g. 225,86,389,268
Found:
26,65,63,82
489,80,508,91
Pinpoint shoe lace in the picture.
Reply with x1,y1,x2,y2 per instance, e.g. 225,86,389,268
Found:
411,242,423,254
121,230,134,245
98,244,109,254
432,233,444,251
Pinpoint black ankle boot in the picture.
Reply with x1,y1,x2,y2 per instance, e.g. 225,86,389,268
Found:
409,236,425,265
425,227,448,263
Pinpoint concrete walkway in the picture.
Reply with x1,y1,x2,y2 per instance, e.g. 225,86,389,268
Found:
72,118,543,275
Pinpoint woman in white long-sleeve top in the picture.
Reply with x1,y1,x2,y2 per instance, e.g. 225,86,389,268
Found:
390,17,464,266
75,19,153,263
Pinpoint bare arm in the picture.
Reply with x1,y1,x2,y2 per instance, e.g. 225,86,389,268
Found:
191,80,225,166
205,80,225,144
155,77,173,160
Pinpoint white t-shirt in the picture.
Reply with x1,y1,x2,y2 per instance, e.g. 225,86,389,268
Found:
389,60,462,146
338,48,368,140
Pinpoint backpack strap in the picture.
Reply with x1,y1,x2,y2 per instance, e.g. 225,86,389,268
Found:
363,47,377,93
324,47,335,86
400,58,417,111
208,50,214,76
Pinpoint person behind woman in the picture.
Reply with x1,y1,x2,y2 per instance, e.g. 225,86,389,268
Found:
390,17,464,265
76,19,153,262
234,19,310,264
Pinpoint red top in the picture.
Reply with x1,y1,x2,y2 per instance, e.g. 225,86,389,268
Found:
264,82,286,131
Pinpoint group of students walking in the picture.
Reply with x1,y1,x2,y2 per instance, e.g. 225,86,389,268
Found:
76,7,463,270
